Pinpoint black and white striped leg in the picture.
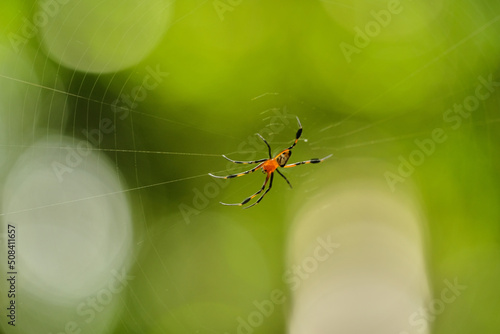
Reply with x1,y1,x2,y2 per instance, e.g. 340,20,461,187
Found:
222,155,267,165
244,173,274,209
220,173,270,207
208,162,264,179
276,169,292,189
287,116,303,150
284,154,333,168
256,133,272,158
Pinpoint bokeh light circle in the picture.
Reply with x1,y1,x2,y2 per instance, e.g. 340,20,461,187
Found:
2,136,134,301
38,0,172,73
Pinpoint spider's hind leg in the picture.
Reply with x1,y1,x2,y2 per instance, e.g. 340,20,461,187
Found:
220,173,271,207
244,173,274,209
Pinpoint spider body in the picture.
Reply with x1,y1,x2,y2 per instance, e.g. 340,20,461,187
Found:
209,117,332,209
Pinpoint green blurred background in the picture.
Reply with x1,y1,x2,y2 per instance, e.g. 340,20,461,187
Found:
0,0,500,333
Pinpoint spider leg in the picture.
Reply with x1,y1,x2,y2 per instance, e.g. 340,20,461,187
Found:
283,154,333,168
287,116,303,150
276,169,292,189
222,155,268,165
209,162,264,179
244,173,274,209
220,173,270,207
256,133,272,158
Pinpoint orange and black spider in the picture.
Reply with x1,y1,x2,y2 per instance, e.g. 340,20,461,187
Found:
209,117,332,209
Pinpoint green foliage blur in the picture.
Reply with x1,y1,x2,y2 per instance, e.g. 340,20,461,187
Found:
1,0,500,333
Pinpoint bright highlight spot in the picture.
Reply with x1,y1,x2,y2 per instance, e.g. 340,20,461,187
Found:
1,136,134,333
287,160,430,334
38,0,172,73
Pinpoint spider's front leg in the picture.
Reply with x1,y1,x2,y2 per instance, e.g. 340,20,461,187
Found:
222,155,267,165
208,162,264,179
286,116,303,150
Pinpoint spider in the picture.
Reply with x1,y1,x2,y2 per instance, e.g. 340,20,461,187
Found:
209,117,332,209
